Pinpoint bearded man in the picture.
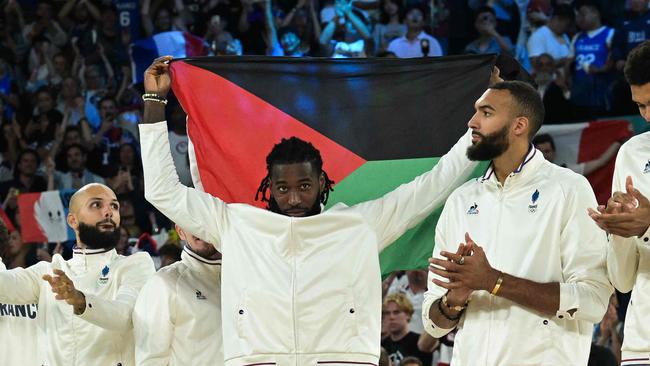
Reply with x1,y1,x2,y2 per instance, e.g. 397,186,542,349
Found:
0,183,155,365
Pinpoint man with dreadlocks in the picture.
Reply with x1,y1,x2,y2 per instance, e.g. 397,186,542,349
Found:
139,56,477,366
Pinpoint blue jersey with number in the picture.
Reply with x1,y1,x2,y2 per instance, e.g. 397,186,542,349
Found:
571,27,614,109
573,26,613,80
113,0,141,39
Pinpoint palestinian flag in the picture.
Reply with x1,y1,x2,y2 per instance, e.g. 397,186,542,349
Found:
538,119,633,205
170,55,494,276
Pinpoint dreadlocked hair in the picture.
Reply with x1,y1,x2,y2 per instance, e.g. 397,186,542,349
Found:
255,137,335,206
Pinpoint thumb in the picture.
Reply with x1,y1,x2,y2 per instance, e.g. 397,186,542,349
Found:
464,232,475,245
631,186,650,207
626,176,635,197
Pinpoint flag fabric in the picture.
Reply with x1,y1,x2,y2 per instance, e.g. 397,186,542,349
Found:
538,119,633,204
17,190,76,243
0,207,14,232
170,55,494,276
130,31,209,84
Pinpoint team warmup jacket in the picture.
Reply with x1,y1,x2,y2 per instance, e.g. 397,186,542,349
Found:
139,121,476,366
607,132,650,366
0,258,39,365
0,248,155,365
134,246,223,365
423,147,613,366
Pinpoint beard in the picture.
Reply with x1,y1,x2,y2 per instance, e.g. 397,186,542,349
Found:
78,220,120,250
268,196,322,217
466,124,510,161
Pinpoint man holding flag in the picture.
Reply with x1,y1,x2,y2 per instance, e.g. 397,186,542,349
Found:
0,183,155,365
140,55,478,365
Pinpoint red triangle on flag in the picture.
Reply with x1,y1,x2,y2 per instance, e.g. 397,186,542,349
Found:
171,61,367,206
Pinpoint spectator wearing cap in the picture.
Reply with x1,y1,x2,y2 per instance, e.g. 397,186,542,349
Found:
387,6,442,58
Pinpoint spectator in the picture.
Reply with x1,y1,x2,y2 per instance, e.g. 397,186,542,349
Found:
47,143,105,190
3,229,38,269
533,133,620,175
464,6,513,55
527,4,575,68
22,1,67,49
0,149,47,221
319,0,372,57
264,0,314,56
387,270,427,333
567,0,615,120
373,0,406,53
158,242,182,268
381,293,432,366
533,53,573,122
387,6,442,58
116,226,132,256
400,356,423,366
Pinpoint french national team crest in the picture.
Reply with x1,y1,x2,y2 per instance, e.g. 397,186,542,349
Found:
98,265,110,285
529,190,540,213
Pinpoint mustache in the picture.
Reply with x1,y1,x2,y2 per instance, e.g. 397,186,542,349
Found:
96,219,117,227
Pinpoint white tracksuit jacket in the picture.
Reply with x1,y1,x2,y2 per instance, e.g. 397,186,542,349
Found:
134,246,222,365
0,248,155,366
607,132,650,365
0,258,39,365
140,121,477,366
422,148,613,366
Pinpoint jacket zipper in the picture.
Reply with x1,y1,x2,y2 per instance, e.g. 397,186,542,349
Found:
290,219,299,366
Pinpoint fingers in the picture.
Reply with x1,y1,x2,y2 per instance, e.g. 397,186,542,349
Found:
154,55,173,64
432,278,462,290
464,232,474,245
429,257,460,272
440,250,463,263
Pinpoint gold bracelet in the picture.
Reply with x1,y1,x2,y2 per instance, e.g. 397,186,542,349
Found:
442,294,467,312
491,272,503,295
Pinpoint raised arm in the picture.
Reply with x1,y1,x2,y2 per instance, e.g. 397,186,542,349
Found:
353,129,477,251
140,56,227,249
0,261,47,305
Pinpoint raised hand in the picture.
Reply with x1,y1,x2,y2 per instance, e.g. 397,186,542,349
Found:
588,176,650,237
43,269,87,314
143,56,173,97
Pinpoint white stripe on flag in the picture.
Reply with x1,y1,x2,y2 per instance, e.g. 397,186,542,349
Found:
538,122,589,166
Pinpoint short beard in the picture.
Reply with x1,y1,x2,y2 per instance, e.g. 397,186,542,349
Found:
78,221,120,250
268,196,322,217
466,124,510,161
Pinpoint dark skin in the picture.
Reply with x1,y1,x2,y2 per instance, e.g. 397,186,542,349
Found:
270,162,324,217
428,233,560,320
143,56,325,218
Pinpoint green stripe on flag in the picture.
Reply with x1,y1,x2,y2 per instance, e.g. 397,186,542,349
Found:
327,158,488,276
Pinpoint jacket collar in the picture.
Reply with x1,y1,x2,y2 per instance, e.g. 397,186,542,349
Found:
69,246,118,271
480,145,542,187
181,246,221,275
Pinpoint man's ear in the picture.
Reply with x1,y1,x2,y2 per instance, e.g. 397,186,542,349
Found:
67,213,78,230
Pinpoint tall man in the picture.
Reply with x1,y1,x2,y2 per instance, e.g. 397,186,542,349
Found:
134,224,222,365
0,183,155,365
423,81,612,365
589,41,650,366
140,56,477,365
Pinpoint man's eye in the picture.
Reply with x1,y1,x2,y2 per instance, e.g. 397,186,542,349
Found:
483,111,491,117
111,204,119,210
300,184,311,190
277,186,288,193
91,202,100,208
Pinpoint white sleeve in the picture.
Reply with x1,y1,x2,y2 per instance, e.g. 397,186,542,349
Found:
422,201,457,338
77,253,155,332
556,175,613,323
606,145,640,292
352,129,477,252
134,272,175,366
140,122,227,251
0,261,48,304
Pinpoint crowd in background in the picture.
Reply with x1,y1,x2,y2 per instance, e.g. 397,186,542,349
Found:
0,0,647,365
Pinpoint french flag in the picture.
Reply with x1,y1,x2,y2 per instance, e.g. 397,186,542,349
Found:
538,119,632,204
17,190,76,243
130,31,209,84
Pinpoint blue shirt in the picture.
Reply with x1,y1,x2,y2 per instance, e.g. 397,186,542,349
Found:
612,11,650,60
